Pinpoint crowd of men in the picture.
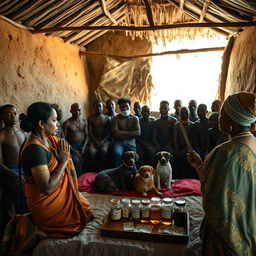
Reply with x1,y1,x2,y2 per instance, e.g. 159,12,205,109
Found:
0,98,229,216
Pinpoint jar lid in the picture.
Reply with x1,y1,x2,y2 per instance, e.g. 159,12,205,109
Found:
121,198,131,204
163,198,172,204
131,199,141,205
175,200,186,206
110,198,120,204
141,199,150,205
150,197,161,203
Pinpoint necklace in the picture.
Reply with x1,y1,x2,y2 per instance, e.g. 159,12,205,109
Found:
232,131,253,140
75,119,80,131
32,134,53,151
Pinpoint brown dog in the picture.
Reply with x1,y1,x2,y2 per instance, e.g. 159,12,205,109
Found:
133,165,163,197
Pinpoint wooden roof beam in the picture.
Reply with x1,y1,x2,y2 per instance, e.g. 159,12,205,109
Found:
199,0,210,22
79,46,225,59
31,20,256,34
179,0,185,10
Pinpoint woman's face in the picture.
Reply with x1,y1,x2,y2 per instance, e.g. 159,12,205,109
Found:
44,109,59,136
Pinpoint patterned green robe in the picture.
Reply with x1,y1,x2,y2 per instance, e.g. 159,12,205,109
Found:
201,140,256,255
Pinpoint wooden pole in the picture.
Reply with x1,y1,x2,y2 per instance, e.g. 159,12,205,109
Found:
144,0,155,27
31,21,256,34
79,46,225,59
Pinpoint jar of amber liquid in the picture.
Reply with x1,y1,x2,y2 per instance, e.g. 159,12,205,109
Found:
141,199,151,223
150,197,162,224
161,198,173,225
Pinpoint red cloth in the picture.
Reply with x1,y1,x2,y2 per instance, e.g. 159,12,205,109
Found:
78,172,201,198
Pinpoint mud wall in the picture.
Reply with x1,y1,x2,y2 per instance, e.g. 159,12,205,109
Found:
0,19,90,121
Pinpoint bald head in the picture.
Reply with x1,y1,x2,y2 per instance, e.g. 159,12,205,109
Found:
70,103,81,118
211,99,222,113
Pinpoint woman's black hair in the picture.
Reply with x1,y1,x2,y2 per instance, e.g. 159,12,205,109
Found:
20,102,53,133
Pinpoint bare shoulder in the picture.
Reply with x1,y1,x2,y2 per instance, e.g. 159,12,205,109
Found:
112,114,121,122
81,117,88,125
62,118,72,126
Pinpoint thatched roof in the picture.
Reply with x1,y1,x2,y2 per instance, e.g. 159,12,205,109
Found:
0,0,255,47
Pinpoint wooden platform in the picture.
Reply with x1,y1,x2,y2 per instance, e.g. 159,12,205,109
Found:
100,213,189,244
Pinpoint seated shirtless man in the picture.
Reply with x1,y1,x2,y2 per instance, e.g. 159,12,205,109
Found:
0,104,27,213
105,99,117,118
111,97,140,167
88,100,111,171
62,103,88,176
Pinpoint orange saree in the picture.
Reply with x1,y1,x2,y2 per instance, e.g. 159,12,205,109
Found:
24,135,92,238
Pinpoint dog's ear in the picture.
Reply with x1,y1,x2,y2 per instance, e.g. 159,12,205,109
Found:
138,167,143,174
154,152,161,158
134,152,139,162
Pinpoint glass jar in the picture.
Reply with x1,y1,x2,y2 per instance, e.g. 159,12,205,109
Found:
110,198,121,221
121,198,131,220
173,200,187,227
161,198,173,225
141,199,151,223
150,197,162,224
131,199,141,222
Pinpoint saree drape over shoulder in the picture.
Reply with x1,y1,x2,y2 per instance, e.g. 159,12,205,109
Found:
24,136,91,238
201,140,256,255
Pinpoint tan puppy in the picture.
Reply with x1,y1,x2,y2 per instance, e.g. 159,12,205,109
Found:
133,165,163,197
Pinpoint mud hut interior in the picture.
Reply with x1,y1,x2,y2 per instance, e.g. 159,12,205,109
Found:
0,0,256,117
0,1,256,255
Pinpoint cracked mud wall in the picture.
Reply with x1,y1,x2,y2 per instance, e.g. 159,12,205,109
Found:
0,19,90,120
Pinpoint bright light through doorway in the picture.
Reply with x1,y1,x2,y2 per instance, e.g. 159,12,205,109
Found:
151,36,228,112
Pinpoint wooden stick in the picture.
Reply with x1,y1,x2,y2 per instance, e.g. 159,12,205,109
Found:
144,0,155,27
179,122,192,151
79,46,225,59
31,21,256,34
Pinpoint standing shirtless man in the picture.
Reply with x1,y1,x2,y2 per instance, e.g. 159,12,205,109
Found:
0,104,27,213
111,97,141,167
62,103,88,176
152,100,177,155
88,100,111,171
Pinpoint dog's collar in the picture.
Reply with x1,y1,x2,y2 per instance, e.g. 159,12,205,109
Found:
159,163,168,166
122,161,134,168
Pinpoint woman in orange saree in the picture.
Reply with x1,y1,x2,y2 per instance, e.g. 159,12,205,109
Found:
1,102,93,256
20,102,93,238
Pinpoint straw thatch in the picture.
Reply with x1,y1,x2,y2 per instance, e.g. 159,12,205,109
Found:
124,0,217,44
0,0,255,47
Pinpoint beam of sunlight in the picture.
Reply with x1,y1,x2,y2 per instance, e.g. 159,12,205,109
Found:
151,36,228,112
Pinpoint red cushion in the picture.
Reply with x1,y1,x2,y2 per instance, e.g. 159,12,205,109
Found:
78,172,201,198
